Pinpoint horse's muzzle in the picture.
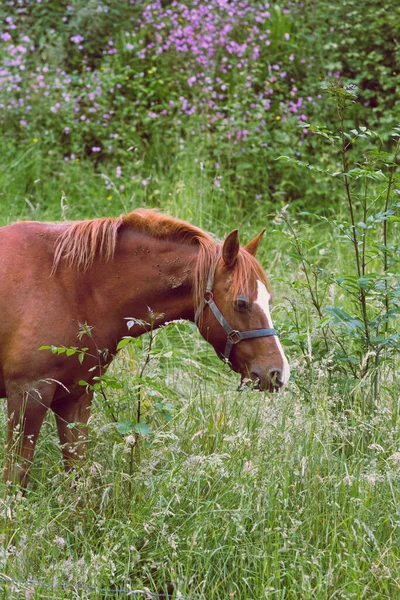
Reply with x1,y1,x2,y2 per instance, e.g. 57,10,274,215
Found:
248,366,284,392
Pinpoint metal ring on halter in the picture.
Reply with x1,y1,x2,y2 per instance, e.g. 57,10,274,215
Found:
227,330,241,345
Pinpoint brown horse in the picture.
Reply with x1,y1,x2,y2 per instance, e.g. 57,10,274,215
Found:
0,209,289,486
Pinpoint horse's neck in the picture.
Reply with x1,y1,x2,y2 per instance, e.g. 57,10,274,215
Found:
88,231,199,334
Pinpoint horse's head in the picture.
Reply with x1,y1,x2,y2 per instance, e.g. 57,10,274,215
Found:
195,229,290,392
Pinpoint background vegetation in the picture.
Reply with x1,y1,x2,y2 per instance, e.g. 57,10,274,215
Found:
0,0,399,598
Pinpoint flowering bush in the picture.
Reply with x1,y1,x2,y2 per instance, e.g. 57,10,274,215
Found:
0,1,397,210
0,0,327,206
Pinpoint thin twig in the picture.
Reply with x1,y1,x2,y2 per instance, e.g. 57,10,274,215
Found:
383,136,400,335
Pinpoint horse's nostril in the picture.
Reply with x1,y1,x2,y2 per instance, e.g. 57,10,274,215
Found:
250,367,285,392
269,368,284,389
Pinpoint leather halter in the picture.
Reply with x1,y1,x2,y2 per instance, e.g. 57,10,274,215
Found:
194,254,279,361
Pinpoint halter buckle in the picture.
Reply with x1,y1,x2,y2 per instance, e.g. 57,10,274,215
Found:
227,330,241,345
204,291,214,303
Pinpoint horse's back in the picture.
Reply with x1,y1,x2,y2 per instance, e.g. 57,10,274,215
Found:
0,220,60,276
0,221,58,318
0,221,70,383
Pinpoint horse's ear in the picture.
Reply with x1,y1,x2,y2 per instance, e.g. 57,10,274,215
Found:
244,229,266,257
222,230,240,267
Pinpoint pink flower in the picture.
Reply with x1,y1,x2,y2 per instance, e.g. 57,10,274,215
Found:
70,35,84,44
54,536,65,547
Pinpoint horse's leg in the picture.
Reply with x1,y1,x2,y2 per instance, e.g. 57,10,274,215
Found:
5,380,57,487
51,391,93,471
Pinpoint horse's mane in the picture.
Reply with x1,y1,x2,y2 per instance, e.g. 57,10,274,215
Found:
226,249,271,299
52,208,269,310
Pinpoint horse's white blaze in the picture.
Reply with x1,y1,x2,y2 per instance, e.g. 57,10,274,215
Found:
255,280,290,385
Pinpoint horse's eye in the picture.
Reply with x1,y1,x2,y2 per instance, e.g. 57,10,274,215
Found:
234,298,250,312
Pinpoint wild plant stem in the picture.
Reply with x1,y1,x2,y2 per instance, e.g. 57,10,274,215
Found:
338,105,370,351
284,217,360,377
284,297,310,365
361,179,368,277
283,217,330,353
132,323,156,470
383,137,400,335
83,342,118,423
373,352,380,407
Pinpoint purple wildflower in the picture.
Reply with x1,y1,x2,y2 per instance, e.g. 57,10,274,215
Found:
70,35,84,44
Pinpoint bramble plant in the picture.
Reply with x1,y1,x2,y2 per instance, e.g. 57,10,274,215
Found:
278,81,400,405
42,315,176,479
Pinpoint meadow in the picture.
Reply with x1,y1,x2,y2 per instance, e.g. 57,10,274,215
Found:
0,1,399,598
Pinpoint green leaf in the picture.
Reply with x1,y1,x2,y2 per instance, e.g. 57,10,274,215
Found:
358,276,373,290
325,306,364,332
159,410,173,422
125,317,148,329
116,420,134,435
117,337,133,350
100,375,124,390
133,422,151,436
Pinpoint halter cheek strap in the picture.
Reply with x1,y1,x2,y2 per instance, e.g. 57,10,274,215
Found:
194,255,278,362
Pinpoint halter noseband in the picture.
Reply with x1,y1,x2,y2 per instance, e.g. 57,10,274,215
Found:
194,254,279,361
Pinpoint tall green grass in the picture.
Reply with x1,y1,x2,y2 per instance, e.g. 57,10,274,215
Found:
1,338,399,598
